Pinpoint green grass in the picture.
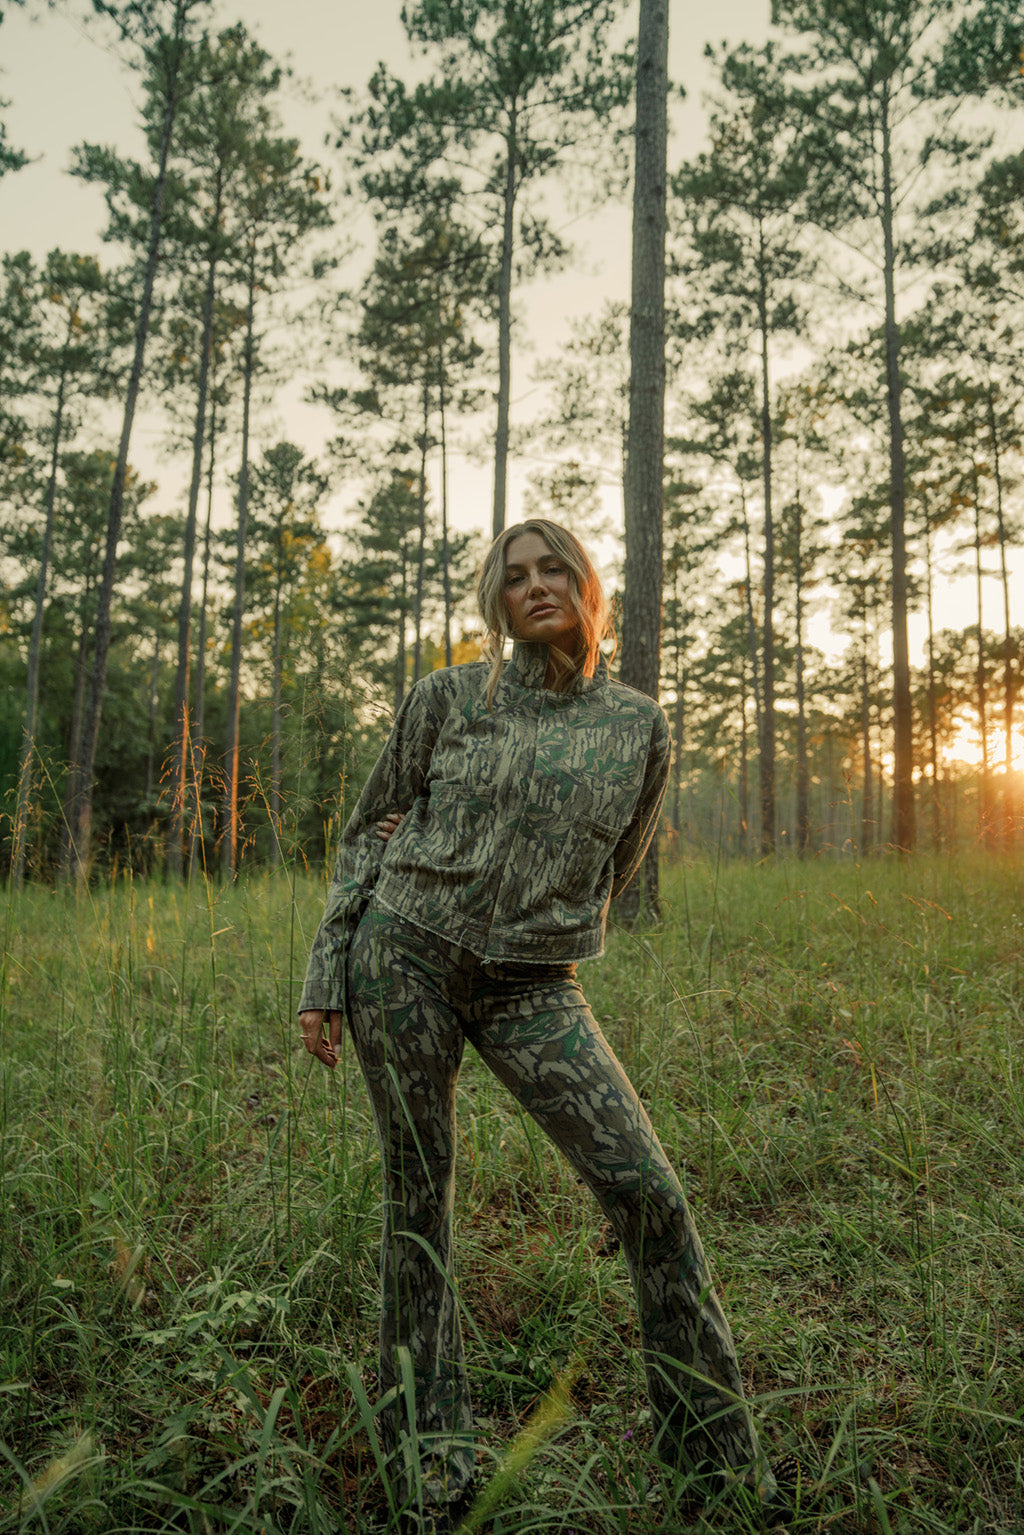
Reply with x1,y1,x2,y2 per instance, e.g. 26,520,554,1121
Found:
2,854,1023,1532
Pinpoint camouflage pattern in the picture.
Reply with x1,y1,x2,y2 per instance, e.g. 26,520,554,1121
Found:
346,906,774,1509
298,643,672,1014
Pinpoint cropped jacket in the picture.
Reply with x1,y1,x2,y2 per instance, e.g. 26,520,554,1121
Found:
299,642,671,1013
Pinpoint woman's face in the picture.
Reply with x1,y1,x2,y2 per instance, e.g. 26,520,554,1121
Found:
503,531,579,654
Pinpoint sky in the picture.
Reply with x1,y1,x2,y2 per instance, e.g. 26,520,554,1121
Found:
0,0,770,478
0,0,1020,733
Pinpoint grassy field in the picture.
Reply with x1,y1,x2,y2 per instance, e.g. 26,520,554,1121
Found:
2,854,1023,1534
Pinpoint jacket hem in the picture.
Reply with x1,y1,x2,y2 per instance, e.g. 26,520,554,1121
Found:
373,890,606,965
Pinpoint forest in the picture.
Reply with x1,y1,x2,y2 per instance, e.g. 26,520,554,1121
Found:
1,0,1023,881
4,10,1024,1535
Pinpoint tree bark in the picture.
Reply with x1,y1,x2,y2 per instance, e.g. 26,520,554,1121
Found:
12,309,73,885
971,464,991,841
793,490,810,858
190,383,217,873
618,0,668,918
861,640,874,855
923,521,942,851
986,383,1016,845
756,223,776,857
395,545,408,712
413,375,429,682
492,110,517,540
438,344,453,668
738,654,750,855
222,252,256,877
169,226,219,877
880,84,915,852
270,578,282,869
741,490,764,741
59,595,94,878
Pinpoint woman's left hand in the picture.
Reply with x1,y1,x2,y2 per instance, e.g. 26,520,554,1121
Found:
375,810,405,843
299,1008,344,1069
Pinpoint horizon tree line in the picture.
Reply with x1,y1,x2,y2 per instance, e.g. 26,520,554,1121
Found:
0,0,1021,881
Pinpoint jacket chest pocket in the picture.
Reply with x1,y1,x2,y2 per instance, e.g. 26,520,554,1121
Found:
551,812,619,904
420,781,495,872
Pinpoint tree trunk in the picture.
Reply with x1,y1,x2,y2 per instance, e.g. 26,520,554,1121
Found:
793,491,810,858
59,598,93,876
222,253,256,877
270,580,282,869
492,109,517,540
738,654,750,855
756,223,776,857
823,732,834,850
12,312,73,885
986,383,1016,846
880,84,915,852
741,492,764,736
413,376,429,682
169,230,219,877
972,466,991,841
145,639,161,809
861,640,874,855
618,0,668,919
438,345,453,668
671,576,684,841
191,384,218,873
63,4,189,883
394,546,408,712
923,521,942,852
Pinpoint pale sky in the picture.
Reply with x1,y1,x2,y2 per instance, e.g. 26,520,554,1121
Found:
0,0,769,517
1,0,1020,701
2,1,771,254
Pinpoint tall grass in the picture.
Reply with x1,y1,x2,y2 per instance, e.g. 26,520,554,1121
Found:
2,853,1023,1532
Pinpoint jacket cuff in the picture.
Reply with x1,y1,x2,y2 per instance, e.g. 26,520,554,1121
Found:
297,983,345,1015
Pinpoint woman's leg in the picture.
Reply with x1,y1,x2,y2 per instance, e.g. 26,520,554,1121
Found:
466,965,772,1498
345,910,475,1506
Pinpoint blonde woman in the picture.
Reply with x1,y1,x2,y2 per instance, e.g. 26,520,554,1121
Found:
300,520,775,1530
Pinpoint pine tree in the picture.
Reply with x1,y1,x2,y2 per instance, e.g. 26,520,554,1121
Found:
352,0,634,537
349,209,489,681
63,0,212,881
10,252,112,884
674,41,813,855
771,0,990,851
158,24,299,876
244,441,330,867
220,104,332,876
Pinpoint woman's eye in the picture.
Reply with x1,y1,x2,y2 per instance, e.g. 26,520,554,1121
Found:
505,573,524,586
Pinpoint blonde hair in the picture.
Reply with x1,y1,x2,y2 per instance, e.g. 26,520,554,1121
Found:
475,519,614,705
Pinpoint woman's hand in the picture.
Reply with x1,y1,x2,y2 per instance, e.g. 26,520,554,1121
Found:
375,810,405,843
299,1008,344,1069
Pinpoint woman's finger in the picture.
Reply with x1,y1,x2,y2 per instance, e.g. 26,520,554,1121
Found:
375,811,405,842
299,1009,336,1067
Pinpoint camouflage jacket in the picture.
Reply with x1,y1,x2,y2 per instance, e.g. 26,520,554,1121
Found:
299,642,671,1011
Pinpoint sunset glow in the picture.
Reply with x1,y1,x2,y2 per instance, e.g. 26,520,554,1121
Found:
942,722,1024,772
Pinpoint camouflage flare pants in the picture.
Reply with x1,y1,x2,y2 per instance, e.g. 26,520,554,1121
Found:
346,906,771,1507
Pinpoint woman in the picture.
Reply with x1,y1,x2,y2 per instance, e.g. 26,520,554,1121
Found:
299,521,775,1528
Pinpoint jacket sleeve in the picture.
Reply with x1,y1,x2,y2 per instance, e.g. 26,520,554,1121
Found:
298,679,446,1012
610,706,672,899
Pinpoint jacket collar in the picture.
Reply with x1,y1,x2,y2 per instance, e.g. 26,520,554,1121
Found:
506,641,608,695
